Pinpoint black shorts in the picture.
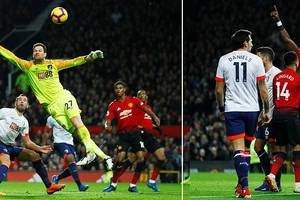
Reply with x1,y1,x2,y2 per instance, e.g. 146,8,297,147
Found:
129,129,162,154
117,131,144,153
141,130,162,154
273,111,300,147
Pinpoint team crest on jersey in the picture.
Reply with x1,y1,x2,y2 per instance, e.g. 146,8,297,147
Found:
48,65,52,70
128,103,133,108
117,145,122,150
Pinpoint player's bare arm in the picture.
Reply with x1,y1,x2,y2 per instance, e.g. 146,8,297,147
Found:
214,81,225,120
41,129,51,146
257,79,270,125
104,119,113,133
23,136,52,154
270,5,299,52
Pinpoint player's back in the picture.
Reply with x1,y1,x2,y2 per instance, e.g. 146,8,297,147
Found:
273,68,300,113
216,50,265,112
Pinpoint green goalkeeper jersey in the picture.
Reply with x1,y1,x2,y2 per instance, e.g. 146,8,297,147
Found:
0,45,88,104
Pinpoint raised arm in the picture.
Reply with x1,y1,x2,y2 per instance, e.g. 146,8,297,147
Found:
54,50,104,71
0,45,31,71
270,5,299,53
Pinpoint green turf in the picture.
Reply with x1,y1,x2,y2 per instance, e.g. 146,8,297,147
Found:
0,181,182,200
190,172,299,199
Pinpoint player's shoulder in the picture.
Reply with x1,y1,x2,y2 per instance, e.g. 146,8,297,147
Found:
145,104,152,110
0,108,12,114
47,115,55,122
270,66,282,73
108,99,117,108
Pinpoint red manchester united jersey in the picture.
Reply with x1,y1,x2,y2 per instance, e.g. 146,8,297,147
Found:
106,96,146,134
137,104,153,130
273,68,300,113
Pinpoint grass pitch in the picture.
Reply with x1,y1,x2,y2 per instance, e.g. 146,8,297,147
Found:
0,181,182,200
190,172,299,199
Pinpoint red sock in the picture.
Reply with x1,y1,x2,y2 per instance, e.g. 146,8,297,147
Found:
150,160,164,181
130,162,144,184
151,167,160,181
131,172,141,184
293,151,300,182
271,152,287,176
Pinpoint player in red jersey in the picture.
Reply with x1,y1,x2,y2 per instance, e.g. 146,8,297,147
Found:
264,51,300,193
103,81,160,193
270,6,300,58
107,89,165,192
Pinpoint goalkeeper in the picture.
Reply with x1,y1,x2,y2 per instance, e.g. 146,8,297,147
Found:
0,43,113,169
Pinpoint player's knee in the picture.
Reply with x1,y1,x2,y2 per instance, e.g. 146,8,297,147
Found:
155,148,166,161
30,151,41,161
254,144,262,153
128,154,137,163
65,154,75,163
136,157,144,163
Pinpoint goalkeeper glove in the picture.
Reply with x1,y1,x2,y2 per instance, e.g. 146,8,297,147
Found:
87,50,104,61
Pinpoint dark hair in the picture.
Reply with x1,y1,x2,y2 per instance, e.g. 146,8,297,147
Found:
33,43,47,53
256,47,275,61
231,29,252,49
15,94,28,102
137,89,146,96
283,51,298,66
114,81,126,88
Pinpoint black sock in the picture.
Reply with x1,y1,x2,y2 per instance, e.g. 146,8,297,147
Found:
32,160,51,188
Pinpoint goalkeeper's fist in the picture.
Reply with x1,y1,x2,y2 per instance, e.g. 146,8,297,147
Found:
87,50,104,61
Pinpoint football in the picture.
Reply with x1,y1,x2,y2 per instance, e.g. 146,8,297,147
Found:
50,7,68,24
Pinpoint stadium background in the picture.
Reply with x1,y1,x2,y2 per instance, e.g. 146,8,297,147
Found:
0,0,184,183
186,0,300,172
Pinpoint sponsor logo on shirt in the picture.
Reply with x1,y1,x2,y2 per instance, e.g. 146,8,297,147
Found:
9,122,24,132
38,71,53,79
119,109,132,119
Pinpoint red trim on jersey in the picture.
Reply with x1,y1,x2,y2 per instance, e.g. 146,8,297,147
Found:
245,135,255,141
215,76,224,82
227,133,245,141
44,125,52,131
268,138,276,143
24,133,29,137
256,75,266,81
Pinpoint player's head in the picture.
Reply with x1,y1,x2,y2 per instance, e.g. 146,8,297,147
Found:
114,81,126,98
32,43,47,62
231,29,252,51
256,46,275,65
137,89,148,103
283,51,299,68
15,94,29,113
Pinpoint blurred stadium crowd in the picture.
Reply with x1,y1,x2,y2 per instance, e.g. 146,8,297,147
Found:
0,0,182,181
186,0,300,161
